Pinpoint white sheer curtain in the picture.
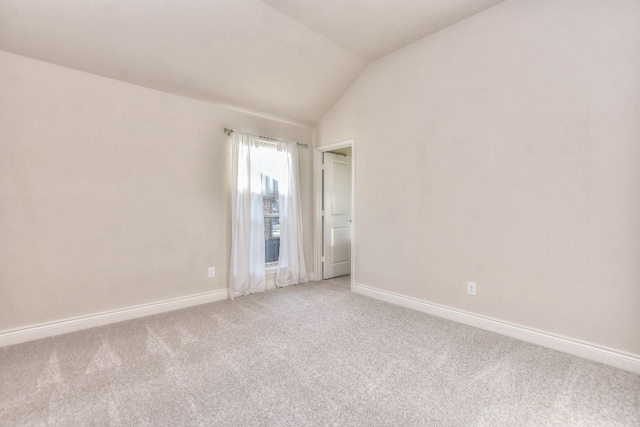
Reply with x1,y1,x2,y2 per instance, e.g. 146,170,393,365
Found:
229,131,265,299
275,141,308,287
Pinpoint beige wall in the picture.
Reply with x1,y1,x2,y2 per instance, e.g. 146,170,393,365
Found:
315,0,640,355
0,50,313,331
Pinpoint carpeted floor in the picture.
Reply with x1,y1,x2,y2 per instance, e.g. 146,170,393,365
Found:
1,276,639,426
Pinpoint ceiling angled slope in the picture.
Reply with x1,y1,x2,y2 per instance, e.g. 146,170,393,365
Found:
0,0,506,126
0,0,367,127
257,0,507,60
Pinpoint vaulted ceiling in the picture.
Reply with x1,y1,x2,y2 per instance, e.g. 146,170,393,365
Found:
0,0,505,127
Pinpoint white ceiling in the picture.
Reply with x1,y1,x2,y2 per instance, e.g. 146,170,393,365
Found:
260,0,506,61
0,0,505,127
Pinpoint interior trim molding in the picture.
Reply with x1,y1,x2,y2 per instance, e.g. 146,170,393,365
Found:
265,270,313,290
0,288,229,348
351,282,640,374
314,139,356,284
266,269,277,290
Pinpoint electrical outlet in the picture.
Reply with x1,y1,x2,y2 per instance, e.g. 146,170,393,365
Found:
208,267,215,278
467,281,476,295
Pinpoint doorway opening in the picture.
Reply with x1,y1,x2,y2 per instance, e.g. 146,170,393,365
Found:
314,140,355,287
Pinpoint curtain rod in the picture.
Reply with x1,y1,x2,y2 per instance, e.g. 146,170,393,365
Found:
224,128,308,148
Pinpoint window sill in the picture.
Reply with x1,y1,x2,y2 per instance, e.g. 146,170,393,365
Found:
266,263,278,272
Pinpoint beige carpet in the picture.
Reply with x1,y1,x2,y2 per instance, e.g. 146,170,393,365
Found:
2,276,639,426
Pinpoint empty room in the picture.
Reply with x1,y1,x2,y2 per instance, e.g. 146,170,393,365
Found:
1,0,639,425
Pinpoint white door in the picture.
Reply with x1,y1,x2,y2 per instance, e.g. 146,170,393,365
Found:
323,152,352,279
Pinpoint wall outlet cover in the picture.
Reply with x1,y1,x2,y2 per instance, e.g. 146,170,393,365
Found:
467,281,476,295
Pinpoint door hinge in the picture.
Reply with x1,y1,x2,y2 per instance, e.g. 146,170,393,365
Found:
321,210,325,216
321,256,325,262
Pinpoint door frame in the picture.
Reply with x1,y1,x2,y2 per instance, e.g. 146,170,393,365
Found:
313,139,356,287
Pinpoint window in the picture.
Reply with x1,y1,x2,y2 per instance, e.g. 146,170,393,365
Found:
229,130,308,297
262,174,280,264
258,139,284,265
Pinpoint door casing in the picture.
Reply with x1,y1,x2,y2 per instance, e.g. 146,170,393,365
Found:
313,139,356,287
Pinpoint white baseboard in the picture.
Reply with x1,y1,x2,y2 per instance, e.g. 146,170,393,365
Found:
352,282,640,374
0,288,229,348
266,269,277,290
266,270,314,290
